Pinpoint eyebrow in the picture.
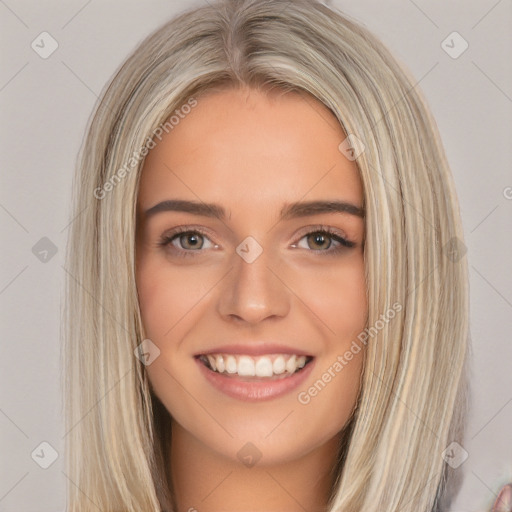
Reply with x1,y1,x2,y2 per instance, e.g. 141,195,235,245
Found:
143,199,365,221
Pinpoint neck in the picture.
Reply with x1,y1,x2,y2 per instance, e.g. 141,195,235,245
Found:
168,421,342,512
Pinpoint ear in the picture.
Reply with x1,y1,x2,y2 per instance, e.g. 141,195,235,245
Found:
492,484,512,512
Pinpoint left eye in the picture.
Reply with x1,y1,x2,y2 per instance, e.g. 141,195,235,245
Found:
294,230,354,251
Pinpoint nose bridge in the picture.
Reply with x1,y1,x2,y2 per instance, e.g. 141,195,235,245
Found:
217,237,290,324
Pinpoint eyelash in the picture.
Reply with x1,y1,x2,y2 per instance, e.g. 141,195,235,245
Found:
157,225,356,259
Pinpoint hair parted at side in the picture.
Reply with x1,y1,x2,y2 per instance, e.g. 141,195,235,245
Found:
62,0,470,510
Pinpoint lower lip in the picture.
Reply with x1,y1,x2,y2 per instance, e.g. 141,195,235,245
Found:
195,357,315,402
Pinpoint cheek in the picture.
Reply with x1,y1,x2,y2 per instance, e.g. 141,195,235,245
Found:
326,266,367,337
136,259,211,339
292,253,368,337
291,254,367,423
306,350,364,449
137,268,175,339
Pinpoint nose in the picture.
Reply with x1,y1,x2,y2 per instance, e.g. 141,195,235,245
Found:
216,245,291,325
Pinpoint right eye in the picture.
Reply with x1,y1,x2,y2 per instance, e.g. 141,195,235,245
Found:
158,228,217,257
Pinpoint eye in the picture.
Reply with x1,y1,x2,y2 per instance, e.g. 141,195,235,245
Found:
157,225,357,258
293,227,356,254
157,228,217,257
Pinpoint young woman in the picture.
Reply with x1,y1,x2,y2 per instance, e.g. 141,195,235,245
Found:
62,0,510,510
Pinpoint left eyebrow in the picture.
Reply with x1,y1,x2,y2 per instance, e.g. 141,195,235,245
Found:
143,199,365,221
280,200,365,219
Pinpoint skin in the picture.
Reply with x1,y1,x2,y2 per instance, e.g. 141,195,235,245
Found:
135,85,368,512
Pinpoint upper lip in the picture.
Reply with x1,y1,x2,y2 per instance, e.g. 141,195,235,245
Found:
195,343,314,357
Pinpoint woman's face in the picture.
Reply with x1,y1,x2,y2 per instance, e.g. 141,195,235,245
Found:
135,86,367,466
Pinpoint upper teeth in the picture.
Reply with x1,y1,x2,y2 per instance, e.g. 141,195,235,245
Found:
201,354,308,377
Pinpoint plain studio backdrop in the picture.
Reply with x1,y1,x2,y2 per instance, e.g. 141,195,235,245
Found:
0,0,511,510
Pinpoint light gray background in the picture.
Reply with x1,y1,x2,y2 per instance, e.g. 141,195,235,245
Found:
0,1,511,510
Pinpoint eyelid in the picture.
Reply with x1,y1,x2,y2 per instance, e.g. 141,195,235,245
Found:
291,224,356,252
156,225,219,256
160,225,218,241
293,224,350,242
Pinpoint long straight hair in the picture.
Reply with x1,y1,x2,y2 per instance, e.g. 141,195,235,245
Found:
62,0,470,510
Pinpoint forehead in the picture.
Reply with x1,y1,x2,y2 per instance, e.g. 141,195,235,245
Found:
137,86,363,214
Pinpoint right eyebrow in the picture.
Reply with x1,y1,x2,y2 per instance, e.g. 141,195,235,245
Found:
144,199,226,220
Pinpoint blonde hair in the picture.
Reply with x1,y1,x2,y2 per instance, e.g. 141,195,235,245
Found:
62,0,470,510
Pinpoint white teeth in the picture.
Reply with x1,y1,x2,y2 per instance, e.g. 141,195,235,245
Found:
207,355,217,371
272,356,286,374
255,356,273,377
285,355,296,374
201,353,310,377
225,355,237,374
238,356,256,376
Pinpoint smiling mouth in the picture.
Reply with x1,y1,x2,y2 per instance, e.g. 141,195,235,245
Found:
196,353,314,380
